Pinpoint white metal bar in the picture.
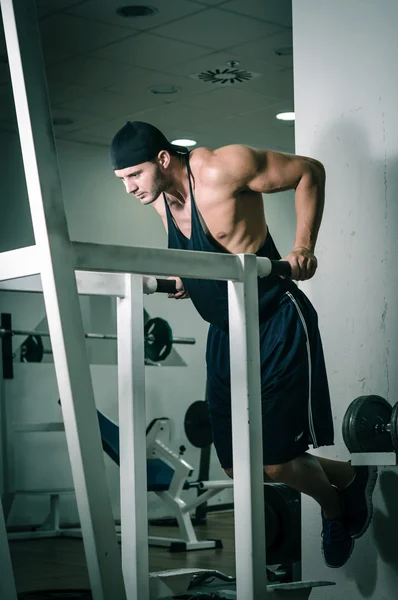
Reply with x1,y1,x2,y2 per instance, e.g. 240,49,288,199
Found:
228,253,267,599
0,271,127,297
0,334,17,599
0,341,16,523
73,241,244,282
197,480,234,489
0,246,40,282
0,499,17,600
351,452,396,466
0,1,126,598
117,275,149,600
257,257,272,278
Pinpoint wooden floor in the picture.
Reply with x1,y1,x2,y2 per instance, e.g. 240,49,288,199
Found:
9,512,236,594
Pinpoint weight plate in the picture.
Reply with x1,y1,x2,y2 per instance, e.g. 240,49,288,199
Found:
265,483,301,564
184,400,213,448
390,402,398,453
342,395,393,453
20,335,44,363
144,317,173,362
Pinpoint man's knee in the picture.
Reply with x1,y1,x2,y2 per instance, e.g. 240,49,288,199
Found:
263,463,289,481
225,465,282,482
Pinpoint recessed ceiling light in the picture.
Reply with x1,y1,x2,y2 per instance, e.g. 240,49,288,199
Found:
149,85,180,95
116,5,158,18
276,112,295,121
172,138,197,147
52,117,74,126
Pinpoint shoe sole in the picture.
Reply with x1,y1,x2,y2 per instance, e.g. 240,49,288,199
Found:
321,536,355,569
351,466,378,539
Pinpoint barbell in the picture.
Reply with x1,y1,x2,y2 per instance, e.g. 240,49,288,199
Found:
342,394,398,453
0,316,195,364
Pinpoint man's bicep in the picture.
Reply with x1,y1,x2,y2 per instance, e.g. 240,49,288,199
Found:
248,150,319,194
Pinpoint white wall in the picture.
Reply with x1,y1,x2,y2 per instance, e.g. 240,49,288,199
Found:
293,1,398,597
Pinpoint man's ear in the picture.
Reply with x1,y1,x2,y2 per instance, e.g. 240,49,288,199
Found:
157,150,171,170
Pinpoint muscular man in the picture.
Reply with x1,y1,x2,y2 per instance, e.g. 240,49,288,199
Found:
110,121,377,568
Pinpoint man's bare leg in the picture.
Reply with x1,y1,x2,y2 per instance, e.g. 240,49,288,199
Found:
314,456,356,489
225,453,346,519
263,454,344,519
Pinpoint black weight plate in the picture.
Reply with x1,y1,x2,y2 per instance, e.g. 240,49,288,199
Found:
184,400,213,448
264,496,278,550
390,402,398,453
342,395,393,453
144,317,173,362
20,335,44,363
265,483,301,564
18,591,92,599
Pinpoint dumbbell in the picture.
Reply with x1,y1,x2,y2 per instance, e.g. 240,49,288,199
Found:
342,395,398,453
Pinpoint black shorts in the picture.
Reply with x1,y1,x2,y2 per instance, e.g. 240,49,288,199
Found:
206,290,334,469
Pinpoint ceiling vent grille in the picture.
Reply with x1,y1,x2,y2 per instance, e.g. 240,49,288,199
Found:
190,64,261,86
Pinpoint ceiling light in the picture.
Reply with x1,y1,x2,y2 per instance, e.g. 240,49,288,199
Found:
116,5,158,17
276,112,295,121
149,85,180,95
172,139,197,147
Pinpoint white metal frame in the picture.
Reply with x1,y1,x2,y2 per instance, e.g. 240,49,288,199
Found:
0,0,126,597
0,0,335,598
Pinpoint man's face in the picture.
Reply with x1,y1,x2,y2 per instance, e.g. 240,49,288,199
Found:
114,160,168,205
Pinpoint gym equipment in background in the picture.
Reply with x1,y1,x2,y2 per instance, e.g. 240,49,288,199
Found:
342,394,398,453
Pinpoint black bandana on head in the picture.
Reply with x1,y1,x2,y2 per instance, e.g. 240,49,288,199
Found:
109,121,188,170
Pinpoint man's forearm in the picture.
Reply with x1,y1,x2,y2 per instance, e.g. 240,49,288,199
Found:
293,161,325,253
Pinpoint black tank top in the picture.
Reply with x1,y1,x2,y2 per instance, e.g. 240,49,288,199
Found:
164,154,298,330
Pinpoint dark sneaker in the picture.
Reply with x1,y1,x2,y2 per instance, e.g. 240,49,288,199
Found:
321,513,354,568
341,465,378,539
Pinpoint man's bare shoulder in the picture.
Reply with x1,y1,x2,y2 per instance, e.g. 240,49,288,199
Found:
190,144,264,188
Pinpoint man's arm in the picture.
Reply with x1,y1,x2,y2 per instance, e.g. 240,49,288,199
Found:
206,145,326,280
248,149,326,255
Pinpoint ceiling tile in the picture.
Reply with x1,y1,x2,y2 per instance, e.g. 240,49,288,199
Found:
39,14,135,66
223,0,292,28
237,101,295,129
106,68,211,102
180,86,278,116
188,0,230,5
91,32,213,71
50,107,104,133
129,102,213,131
241,66,294,102
228,29,293,69
57,88,167,118
153,8,282,51
47,82,95,107
162,50,238,77
64,116,131,142
46,56,146,88
57,130,111,145
36,0,89,18
68,0,204,31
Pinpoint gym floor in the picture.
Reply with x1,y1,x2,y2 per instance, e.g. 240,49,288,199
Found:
9,512,235,594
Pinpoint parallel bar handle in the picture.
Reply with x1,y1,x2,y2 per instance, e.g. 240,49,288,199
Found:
153,279,177,294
